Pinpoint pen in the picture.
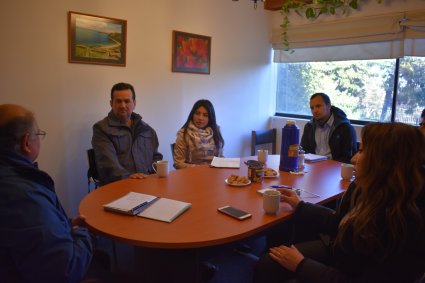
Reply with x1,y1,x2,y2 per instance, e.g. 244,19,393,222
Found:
270,185,320,197
298,189,321,198
132,201,148,214
271,185,300,196
271,185,294,189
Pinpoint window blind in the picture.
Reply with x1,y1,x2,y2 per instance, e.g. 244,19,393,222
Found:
272,10,425,62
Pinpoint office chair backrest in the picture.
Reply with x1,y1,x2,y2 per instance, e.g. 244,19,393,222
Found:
87,148,100,192
251,128,277,156
171,143,176,158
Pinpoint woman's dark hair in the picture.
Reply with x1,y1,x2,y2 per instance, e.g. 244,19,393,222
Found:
336,122,425,259
182,99,224,148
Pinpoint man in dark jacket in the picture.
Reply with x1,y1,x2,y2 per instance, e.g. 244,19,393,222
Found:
92,82,163,185
0,104,93,283
301,93,357,163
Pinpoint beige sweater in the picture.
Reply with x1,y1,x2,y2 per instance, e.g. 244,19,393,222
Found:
173,127,223,169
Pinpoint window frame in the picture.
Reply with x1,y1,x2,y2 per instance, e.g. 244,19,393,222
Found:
274,58,409,126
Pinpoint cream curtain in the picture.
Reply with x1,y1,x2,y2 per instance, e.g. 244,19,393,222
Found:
272,10,425,62
401,10,425,56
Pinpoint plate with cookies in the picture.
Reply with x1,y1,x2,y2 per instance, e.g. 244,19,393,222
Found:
225,174,251,187
264,168,279,178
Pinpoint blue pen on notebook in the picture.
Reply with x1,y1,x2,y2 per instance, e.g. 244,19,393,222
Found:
271,185,293,189
271,185,320,197
271,185,300,196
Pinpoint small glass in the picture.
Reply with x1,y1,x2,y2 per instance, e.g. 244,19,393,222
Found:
298,149,305,170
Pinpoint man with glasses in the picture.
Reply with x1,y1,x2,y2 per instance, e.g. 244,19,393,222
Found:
92,82,163,185
0,104,93,282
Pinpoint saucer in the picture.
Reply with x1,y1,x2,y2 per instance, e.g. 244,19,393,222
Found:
225,178,251,187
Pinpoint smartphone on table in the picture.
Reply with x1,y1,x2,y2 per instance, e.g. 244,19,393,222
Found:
217,205,252,220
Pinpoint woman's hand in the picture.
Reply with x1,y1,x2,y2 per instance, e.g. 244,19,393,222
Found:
269,245,304,272
278,188,301,210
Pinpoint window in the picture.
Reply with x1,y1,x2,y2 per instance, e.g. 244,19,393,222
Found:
275,56,425,125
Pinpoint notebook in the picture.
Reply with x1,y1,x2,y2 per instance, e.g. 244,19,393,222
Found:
304,153,328,162
137,198,192,223
210,157,241,168
103,192,158,215
104,192,192,223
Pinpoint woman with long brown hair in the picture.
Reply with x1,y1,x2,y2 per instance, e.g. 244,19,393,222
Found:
254,122,425,283
173,99,224,169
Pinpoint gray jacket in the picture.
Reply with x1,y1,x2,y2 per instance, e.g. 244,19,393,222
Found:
92,111,163,185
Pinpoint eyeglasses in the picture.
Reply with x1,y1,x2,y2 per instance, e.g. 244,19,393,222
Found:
34,129,47,140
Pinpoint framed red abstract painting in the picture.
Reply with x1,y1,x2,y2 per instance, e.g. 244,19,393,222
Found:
172,31,211,74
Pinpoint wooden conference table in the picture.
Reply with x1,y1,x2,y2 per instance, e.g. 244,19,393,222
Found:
80,155,349,249
80,155,350,282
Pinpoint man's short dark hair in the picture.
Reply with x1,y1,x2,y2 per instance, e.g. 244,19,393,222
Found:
110,82,136,101
310,93,331,105
421,108,425,119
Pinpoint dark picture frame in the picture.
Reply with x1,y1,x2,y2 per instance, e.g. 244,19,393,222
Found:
68,11,127,66
172,31,211,74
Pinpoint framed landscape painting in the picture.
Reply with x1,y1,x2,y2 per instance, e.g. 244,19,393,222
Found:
68,11,127,66
172,31,211,74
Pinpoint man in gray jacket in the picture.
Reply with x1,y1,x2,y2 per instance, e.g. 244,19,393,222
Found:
92,82,163,185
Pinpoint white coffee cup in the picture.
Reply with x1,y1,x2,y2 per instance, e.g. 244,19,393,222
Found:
263,190,281,214
152,160,169,178
341,163,355,180
257,149,268,164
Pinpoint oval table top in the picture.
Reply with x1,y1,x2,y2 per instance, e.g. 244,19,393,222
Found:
79,155,350,248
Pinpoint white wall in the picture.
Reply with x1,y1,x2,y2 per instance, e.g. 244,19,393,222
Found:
0,0,275,215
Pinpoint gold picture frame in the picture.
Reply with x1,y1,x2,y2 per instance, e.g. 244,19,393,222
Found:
68,11,127,66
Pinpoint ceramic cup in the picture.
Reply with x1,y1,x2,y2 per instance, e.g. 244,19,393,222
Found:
257,149,268,164
263,190,281,214
341,163,355,180
152,160,169,178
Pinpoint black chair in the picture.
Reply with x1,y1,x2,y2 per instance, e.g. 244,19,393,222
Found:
86,149,120,269
251,129,277,156
171,143,176,169
171,143,176,158
87,148,100,193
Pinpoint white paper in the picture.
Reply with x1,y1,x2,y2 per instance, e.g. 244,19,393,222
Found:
138,198,192,223
210,157,241,168
304,153,328,162
257,188,277,195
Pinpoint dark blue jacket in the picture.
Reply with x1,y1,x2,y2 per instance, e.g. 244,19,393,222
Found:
294,182,425,283
301,106,357,163
0,149,93,283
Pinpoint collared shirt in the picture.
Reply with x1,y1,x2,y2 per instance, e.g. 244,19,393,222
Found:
315,114,334,158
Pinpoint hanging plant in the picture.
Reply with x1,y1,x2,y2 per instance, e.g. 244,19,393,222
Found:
280,0,380,52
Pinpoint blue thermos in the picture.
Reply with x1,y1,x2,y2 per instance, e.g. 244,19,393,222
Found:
279,120,299,172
